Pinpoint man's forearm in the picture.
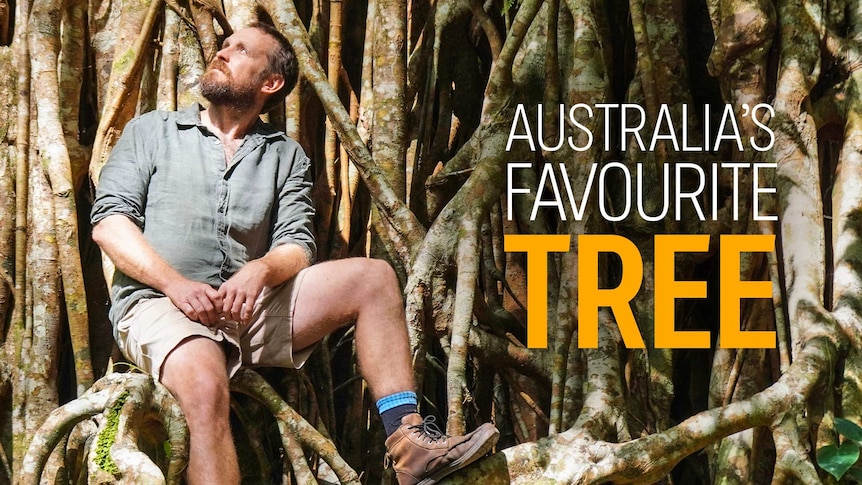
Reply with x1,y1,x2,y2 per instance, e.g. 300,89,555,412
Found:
92,214,186,293
256,243,310,287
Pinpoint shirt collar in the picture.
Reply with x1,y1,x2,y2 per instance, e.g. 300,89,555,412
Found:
175,102,205,127
175,102,285,140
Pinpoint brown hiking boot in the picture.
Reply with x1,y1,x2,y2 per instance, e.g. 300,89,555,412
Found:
384,413,499,485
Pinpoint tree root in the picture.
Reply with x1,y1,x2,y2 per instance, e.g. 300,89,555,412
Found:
771,412,819,483
442,332,843,484
20,369,358,485
19,380,115,484
229,368,361,485
149,383,188,484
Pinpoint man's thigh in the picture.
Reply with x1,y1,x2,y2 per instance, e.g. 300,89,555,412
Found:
242,260,363,364
116,297,232,380
286,258,399,350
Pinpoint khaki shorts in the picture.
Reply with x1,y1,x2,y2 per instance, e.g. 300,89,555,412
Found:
116,270,316,380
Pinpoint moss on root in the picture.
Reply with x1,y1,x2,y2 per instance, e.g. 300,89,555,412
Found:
95,391,129,475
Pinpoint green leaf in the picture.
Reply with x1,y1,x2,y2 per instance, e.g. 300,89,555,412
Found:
836,418,862,443
817,442,861,480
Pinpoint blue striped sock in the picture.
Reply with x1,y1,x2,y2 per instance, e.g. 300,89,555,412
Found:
377,391,418,436
376,391,417,413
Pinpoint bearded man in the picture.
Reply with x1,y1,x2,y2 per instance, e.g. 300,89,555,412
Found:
91,22,498,485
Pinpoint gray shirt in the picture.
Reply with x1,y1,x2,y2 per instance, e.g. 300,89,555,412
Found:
91,103,316,325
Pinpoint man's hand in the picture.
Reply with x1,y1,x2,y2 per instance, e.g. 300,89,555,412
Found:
219,260,269,324
164,278,223,326
217,244,309,325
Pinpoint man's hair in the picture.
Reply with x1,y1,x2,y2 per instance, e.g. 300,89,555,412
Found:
249,22,299,114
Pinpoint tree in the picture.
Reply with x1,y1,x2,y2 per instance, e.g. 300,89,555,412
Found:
0,0,858,482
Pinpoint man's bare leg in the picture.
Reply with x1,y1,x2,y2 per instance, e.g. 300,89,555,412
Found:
290,258,415,399
160,337,239,485
289,258,499,485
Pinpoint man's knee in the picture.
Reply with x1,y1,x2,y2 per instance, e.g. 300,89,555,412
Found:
165,370,231,424
189,375,230,417
161,338,231,421
352,258,399,292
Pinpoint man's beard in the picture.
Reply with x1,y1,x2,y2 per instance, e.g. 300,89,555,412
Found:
200,61,260,111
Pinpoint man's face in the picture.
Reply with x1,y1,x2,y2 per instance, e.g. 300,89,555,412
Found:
200,28,277,111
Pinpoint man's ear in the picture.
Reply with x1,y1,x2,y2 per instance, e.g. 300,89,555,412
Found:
261,74,284,95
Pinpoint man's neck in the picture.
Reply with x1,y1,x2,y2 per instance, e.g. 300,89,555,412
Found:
201,104,260,141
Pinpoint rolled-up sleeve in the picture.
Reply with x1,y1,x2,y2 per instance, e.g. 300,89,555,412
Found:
91,117,153,229
270,154,316,262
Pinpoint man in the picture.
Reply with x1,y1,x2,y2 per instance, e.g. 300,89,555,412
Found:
91,22,498,485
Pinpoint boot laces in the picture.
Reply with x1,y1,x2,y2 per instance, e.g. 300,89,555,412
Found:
408,415,447,443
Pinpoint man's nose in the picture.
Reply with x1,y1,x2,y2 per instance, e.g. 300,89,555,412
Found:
215,47,229,62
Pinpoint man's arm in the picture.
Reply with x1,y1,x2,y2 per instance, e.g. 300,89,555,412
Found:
92,214,223,326
218,243,309,324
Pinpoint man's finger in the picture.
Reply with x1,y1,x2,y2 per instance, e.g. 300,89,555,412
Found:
240,291,256,323
198,296,221,325
231,296,244,322
187,299,206,324
222,292,236,319
182,303,198,321
206,286,223,307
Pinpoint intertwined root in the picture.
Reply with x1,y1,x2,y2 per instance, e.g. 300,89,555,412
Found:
18,369,361,485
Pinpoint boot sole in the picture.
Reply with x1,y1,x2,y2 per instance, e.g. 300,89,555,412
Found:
415,424,500,485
